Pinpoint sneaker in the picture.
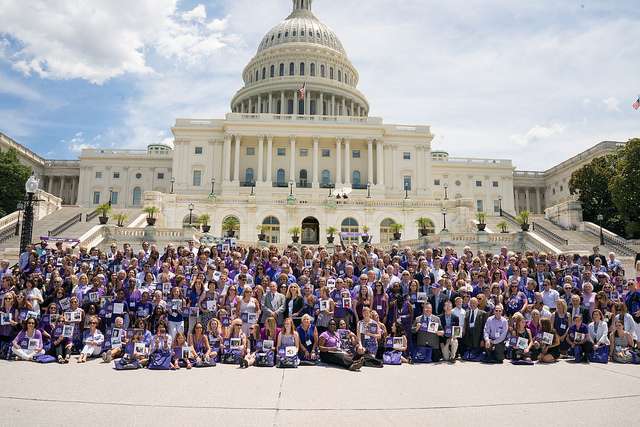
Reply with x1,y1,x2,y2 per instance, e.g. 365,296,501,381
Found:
58,356,64,364
64,355,70,363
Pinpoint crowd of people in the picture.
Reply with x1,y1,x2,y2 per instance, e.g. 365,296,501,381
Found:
1,238,640,371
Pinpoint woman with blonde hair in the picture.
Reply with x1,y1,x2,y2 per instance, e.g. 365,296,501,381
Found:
276,317,300,368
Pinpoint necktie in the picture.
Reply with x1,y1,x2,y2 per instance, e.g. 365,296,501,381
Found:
469,310,475,325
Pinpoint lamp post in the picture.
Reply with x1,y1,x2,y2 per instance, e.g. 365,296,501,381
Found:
250,183,255,196
328,187,333,197
108,187,113,207
597,214,604,246
404,183,409,200
498,196,503,217
289,180,294,197
443,182,449,201
210,178,215,196
441,207,448,232
366,182,371,198
20,175,40,254
188,203,194,226
170,177,175,194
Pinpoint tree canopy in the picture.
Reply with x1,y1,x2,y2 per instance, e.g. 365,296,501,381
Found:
0,148,31,218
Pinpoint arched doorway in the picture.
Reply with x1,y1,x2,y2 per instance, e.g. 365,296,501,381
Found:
262,216,280,243
132,187,142,207
380,218,396,243
340,217,359,244
301,217,319,244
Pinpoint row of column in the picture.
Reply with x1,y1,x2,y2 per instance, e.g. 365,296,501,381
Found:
45,175,78,205
235,90,366,117
514,187,543,213
220,135,384,187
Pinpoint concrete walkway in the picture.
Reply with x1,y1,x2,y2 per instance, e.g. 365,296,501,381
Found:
0,359,638,426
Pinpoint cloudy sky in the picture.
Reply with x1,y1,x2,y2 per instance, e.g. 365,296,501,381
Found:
0,0,638,170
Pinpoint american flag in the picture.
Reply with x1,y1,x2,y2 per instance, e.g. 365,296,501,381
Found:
633,96,640,110
297,83,306,101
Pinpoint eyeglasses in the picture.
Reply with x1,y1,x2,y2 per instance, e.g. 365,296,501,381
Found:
90,321,98,325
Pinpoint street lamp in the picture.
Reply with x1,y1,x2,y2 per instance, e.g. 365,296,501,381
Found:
108,187,113,207
328,187,333,197
188,203,194,225
20,174,40,254
443,182,449,201
366,182,371,198
210,178,216,196
597,214,604,245
289,180,294,196
498,196,503,217
170,177,175,194
404,183,409,200
250,183,255,196
441,207,448,232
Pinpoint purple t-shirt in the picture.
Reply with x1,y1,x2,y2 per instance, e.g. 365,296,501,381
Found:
319,331,340,349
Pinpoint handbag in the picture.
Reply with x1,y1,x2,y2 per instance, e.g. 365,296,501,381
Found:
383,350,402,365
588,346,609,364
34,354,56,364
114,356,141,370
255,351,275,367
631,350,640,365
412,346,432,363
148,350,172,370
462,348,484,362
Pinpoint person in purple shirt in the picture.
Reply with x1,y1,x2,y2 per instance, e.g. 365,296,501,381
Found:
318,319,363,371
566,313,592,362
11,317,44,361
483,304,508,363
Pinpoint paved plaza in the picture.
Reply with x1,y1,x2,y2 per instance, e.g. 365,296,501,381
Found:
1,359,638,426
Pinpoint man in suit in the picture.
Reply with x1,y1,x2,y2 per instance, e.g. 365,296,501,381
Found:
412,303,443,362
568,294,591,325
428,283,448,316
261,281,286,326
588,246,608,269
463,297,487,355
529,262,553,291
439,300,460,362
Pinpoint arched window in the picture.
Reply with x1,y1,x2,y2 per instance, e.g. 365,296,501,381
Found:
299,169,308,187
289,62,295,76
380,218,396,243
279,63,285,76
255,70,259,81
287,99,294,114
341,217,359,244
270,65,275,77
244,168,254,185
262,216,280,243
132,187,142,206
276,169,285,185
310,63,315,76
338,70,342,82
352,170,361,186
321,170,331,187
330,67,334,79
320,64,325,77
262,67,266,80
221,215,240,238
299,62,305,76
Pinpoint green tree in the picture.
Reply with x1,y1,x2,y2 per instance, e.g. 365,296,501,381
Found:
0,148,31,217
609,138,640,238
569,153,625,236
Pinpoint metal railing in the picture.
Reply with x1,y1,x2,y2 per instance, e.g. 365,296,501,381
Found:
501,210,519,225
532,222,569,247
48,213,82,237
0,226,17,244
86,208,100,222
583,227,636,256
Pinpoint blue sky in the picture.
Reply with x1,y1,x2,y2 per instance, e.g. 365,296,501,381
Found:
0,0,638,169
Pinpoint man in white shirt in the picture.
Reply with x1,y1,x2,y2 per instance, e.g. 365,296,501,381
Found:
541,281,559,310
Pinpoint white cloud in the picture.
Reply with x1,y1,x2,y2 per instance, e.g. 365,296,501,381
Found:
510,124,566,147
0,0,238,84
602,97,620,112
0,72,42,101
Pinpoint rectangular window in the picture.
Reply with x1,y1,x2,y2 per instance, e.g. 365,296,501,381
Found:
299,148,308,157
492,181,499,188
434,179,440,186
192,170,202,187
157,173,165,180
477,200,484,212
112,172,120,179
352,150,360,158
494,200,501,213
321,149,330,157
403,176,412,191
111,192,118,205
95,171,102,179
403,152,411,160
277,148,286,156
194,147,203,155
246,147,255,156
92,191,100,205
476,180,483,187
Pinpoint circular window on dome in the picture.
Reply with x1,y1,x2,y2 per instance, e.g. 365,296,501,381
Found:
455,180,461,186
136,173,142,179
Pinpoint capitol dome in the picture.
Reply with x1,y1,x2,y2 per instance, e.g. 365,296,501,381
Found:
230,0,369,118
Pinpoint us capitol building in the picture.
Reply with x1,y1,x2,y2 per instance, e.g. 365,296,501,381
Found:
0,0,627,247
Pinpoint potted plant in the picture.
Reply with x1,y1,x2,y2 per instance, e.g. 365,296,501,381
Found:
289,226,301,243
497,220,509,233
257,224,268,242
222,216,240,237
97,203,111,225
390,223,404,240
361,225,370,243
476,212,487,232
415,217,434,237
198,214,211,233
326,226,337,244
113,213,127,228
143,206,160,226
516,210,530,232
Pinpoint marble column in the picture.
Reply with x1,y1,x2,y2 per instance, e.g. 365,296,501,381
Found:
258,136,264,182
335,138,342,187
344,139,351,186
367,138,374,185
266,137,273,183
376,139,384,187
233,135,241,183
223,134,231,183
289,136,296,182
312,137,319,187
